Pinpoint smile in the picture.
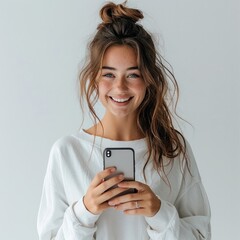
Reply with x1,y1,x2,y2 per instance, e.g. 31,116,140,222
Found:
110,97,132,103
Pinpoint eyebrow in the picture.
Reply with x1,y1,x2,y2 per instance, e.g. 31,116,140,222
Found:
102,66,139,70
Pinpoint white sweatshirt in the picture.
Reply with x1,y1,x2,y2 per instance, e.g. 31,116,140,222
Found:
37,129,211,240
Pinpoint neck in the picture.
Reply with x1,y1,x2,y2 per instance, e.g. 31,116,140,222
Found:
86,115,144,141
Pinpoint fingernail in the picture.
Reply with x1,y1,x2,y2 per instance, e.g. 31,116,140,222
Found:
108,201,114,206
110,167,116,172
119,174,124,180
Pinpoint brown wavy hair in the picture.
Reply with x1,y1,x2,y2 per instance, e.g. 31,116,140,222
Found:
79,1,189,182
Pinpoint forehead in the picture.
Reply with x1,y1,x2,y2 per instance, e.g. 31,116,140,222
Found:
102,45,138,67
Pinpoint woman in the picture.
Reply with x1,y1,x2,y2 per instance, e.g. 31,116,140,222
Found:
37,2,211,239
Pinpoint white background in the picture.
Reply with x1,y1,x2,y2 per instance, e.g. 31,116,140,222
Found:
0,0,239,239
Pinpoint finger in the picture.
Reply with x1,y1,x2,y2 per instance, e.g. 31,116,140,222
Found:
95,174,124,195
108,191,142,206
90,167,116,188
123,204,160,217
100,187,132,203
117,181,145,191
113,200,144,211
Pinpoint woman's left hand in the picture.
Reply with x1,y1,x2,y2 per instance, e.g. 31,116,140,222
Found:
108,181,161,217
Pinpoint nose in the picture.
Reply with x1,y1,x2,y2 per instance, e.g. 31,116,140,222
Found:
115,76,128,90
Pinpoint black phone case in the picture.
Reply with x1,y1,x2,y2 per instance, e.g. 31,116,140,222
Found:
103,147,136,196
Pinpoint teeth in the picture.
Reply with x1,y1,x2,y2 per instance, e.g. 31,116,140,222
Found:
111,97,130,103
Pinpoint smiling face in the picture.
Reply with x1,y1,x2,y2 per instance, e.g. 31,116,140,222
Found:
97,45,147,121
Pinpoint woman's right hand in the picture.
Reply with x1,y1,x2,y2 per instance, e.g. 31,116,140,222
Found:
83,167,126,215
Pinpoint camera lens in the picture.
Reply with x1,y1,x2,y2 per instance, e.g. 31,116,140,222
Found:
106,150,111,157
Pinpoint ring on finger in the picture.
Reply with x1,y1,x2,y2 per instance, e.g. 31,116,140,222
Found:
135,201,140,209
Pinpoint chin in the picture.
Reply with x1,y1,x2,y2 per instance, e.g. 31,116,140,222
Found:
110,110,137,120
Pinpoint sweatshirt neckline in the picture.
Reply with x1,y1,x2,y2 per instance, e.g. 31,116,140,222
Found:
76,129,147,150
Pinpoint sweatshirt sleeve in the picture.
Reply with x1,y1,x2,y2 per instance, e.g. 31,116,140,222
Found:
145,142,211,240
37,142,100,240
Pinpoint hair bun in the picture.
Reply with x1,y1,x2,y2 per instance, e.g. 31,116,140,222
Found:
99,1,143,25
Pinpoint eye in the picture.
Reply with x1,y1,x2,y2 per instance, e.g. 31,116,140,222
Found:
127,73,141,78
103,73,115,78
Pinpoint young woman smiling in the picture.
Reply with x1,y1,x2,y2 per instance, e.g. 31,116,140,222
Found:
37,2,211,240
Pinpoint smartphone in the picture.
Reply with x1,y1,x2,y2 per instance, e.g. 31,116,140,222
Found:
103,147,136,196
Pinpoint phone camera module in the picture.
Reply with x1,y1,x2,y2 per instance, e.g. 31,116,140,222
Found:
106,150,111,158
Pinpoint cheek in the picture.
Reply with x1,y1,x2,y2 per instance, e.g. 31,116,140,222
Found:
132,82,147,97
98,81,111,99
